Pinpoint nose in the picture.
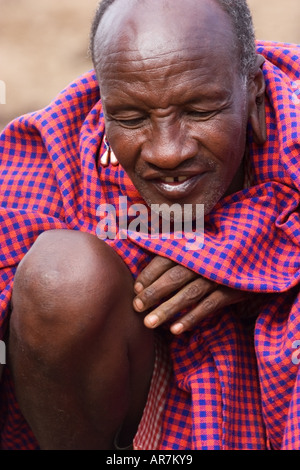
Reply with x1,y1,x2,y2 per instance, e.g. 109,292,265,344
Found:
141,121,197,169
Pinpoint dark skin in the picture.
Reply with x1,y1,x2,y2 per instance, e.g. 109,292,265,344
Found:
7,0,267,450
96,0,267,335
9,230,155,449
133,256,249,335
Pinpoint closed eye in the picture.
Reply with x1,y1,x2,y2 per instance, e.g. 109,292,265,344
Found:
115,116,147,128
187,109,218,120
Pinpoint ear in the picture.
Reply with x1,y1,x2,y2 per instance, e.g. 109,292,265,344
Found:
248,54,267,146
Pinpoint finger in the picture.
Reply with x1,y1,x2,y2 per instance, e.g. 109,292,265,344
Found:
142,277,215,328
134,264,199,312
170,286,247,334
134,256,176,294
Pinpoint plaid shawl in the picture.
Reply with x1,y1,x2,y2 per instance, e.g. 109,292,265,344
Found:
0,41,300,450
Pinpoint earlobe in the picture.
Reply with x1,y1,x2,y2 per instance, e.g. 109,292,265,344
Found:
248,54,267,146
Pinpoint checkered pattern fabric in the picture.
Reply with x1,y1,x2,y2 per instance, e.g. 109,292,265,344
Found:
133,334,172,450
0,41,300,449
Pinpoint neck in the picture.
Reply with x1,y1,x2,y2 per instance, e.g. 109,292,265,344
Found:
225,160,245,196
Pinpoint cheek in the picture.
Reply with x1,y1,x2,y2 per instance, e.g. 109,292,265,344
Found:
106,126,137,170
208,116,247,166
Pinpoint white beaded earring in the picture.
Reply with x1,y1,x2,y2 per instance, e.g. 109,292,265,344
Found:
100,136,119,167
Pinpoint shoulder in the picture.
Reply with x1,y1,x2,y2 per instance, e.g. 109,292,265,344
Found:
256,40,300,73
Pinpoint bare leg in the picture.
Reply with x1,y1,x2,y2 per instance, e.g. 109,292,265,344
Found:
8,230,155,450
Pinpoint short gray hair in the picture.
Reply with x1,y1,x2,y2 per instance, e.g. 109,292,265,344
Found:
89,0,257,79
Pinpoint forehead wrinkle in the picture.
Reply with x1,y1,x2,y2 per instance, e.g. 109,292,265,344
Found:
98,47,201,71
99,57,235,104
97,37,235,71
98,42,232,81
95,3,237,75
99,42,237,104
96,0,241,108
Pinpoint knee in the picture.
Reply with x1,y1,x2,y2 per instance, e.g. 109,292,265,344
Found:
10,230,134,349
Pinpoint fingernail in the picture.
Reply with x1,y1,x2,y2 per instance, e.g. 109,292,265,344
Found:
134,298,144,311
171,323,184,335
134,282,144,294
145,314,159,327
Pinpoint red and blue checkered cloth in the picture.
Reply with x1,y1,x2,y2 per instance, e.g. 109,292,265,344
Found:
0,41,300,449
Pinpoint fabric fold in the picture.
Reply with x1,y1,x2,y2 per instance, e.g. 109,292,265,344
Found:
0,41,300,449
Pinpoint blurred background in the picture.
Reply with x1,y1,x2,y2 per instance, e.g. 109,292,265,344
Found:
0,0,300,131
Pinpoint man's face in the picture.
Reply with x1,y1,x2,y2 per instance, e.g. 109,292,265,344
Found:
95,0,251,216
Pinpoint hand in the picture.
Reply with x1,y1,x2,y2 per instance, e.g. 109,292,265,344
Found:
133,255,247,335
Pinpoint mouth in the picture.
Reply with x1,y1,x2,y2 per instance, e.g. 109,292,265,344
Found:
152,174,206,199
160,176,191,184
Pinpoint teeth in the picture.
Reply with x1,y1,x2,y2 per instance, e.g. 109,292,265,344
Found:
164,177,175,183
162,176,189,183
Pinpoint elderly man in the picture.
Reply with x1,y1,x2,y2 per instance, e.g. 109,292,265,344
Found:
0,0,300,450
